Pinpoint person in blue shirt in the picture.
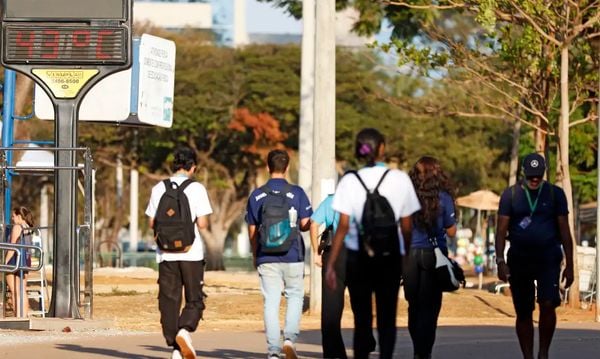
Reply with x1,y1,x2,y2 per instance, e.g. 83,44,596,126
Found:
495,153,574,359
246,149,312,359
404,156,457,359
309,192,351,359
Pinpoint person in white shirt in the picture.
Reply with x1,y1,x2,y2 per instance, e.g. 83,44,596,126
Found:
145,146,213,359
326,128,421,359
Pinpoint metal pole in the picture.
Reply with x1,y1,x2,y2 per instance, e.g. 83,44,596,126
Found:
49,100,81,318
1,70,16,222
310,0,336,314
129,167,139,254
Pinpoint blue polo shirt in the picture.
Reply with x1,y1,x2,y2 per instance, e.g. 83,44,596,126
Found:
310,194,352,244
410,191,456,250
246,178,312,265
498,181,568,249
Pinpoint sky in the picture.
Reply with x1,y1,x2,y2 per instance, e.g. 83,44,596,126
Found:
245,0,392,42
246,0,302,34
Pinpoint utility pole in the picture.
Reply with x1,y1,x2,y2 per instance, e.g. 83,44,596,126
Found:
299,0,317,310
310,0,336,313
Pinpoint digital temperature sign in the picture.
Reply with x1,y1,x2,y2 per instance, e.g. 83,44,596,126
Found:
3,25,127,65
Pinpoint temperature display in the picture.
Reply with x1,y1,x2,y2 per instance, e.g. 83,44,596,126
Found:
2,25,127,65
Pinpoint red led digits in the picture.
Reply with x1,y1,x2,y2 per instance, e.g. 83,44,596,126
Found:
95,30,112,59
41,29,60,59
15,30,35,57
72,30,91,48
5,26,124,64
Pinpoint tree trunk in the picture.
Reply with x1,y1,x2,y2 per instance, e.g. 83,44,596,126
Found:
202,227,228,271
558,45,579,306
509,118,521,186
201,187,247,271
14,75,33,116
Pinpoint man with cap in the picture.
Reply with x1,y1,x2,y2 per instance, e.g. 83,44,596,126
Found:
495,153,574,359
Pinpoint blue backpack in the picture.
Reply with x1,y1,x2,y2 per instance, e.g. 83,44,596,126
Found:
258,184,297,254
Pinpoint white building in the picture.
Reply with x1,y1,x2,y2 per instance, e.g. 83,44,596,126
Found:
134,0,248,47
134,1,369,48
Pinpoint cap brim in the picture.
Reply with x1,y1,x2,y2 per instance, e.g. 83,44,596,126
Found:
524,168,545,177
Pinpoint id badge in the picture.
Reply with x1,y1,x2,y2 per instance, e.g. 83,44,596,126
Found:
519,216,532,229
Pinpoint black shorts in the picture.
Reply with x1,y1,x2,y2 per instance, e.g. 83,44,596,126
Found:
507,245,563,316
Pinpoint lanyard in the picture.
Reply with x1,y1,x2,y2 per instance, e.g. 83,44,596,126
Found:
522,182,543,215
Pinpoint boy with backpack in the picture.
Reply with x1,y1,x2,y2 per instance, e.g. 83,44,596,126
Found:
245,149,312,359
325,128,421,359
145,146,213,359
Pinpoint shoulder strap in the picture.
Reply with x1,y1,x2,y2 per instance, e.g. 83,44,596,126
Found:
162,179,172,191
347,169,390,194
347,170,368,192
259,183,292,199
259,184,272,194
178,179,194,192
373,169,391,193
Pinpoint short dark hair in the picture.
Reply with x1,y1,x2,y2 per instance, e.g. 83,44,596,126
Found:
267,149,289,174
355,128,385,166
171,146,197,172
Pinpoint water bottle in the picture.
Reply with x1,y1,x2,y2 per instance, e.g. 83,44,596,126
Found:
289,207,297,228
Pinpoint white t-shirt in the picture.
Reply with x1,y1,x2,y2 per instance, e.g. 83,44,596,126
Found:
332,166,421,252
145,176,213,262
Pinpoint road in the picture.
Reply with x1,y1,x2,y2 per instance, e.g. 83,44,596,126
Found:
0,322,599,358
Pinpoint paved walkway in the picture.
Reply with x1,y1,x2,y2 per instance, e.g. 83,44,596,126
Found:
0,322,599,358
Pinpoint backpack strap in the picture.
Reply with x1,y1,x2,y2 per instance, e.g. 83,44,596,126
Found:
347,170,368,192
178,179,194,192
347,169,390,194
260,183,292,197
373,169,391,193
163,178,194,192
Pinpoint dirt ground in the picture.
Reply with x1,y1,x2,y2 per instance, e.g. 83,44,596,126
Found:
89,267,597,333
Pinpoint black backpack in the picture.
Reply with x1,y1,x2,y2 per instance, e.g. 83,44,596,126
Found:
258,184,296,254
349,170,400,257
153,179,196,252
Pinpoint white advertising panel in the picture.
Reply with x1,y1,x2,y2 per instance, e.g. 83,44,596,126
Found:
137,34,176,127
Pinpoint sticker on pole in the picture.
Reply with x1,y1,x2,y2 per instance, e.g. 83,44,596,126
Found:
32,69,99,99
137,34,176,127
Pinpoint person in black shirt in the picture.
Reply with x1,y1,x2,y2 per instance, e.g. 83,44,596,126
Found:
495,153,574,359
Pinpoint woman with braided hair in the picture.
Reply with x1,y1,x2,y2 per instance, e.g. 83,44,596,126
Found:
404,156,457,359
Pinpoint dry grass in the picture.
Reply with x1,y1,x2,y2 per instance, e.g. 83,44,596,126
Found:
90,270,597,333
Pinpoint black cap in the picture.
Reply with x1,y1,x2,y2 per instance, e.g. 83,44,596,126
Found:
522,153,546,177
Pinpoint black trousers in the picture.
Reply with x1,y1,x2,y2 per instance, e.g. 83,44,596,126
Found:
321,247,348,359
403,248,442,358
346,250,401,359
158,260,206,348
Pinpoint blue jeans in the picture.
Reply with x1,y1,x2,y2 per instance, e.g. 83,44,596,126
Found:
258,261,305,355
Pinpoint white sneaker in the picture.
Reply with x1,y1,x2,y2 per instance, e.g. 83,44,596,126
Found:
283,339,298,359
171,349,183,359
267,355,280,359
175,329,196,359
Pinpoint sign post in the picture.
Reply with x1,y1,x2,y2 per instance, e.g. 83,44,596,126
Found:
1,0,132,318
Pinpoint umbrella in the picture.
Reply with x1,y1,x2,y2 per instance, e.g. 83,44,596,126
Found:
456,190,500,240
456,190,500,211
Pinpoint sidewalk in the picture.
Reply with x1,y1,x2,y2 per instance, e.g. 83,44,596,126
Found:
0,322,598,358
